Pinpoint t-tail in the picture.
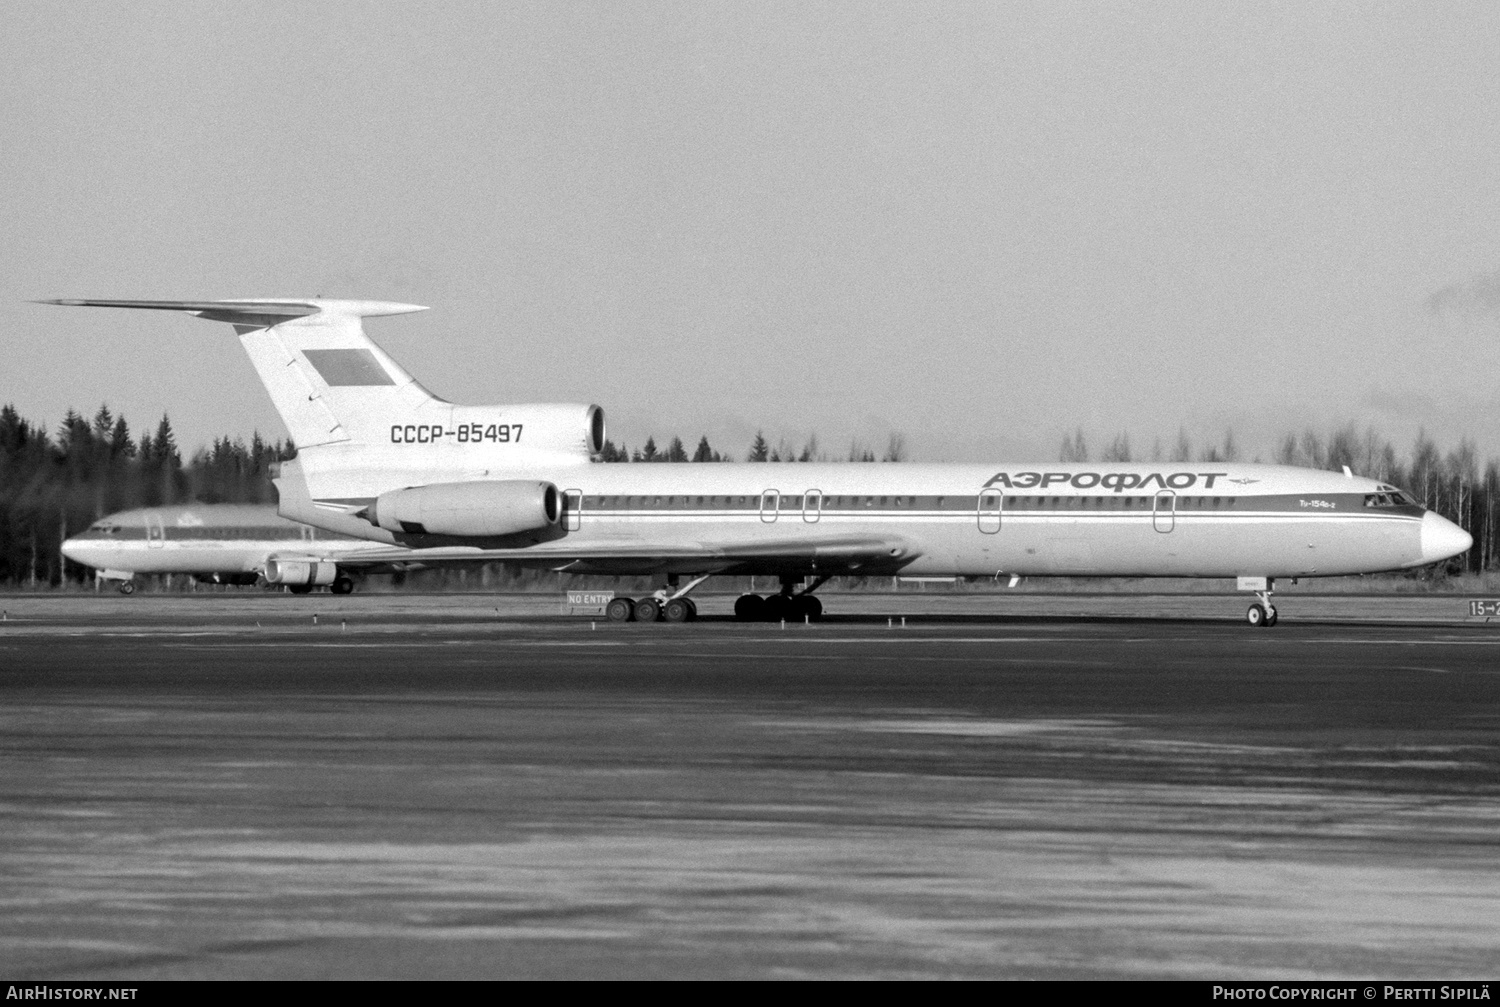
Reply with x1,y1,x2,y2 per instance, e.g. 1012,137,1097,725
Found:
42,299,604,536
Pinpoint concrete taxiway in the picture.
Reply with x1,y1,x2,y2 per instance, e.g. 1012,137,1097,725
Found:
2,592,1498,979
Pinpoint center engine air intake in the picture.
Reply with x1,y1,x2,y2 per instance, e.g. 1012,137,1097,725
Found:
366,480,561,538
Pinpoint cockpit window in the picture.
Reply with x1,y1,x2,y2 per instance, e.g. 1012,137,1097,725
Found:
1365,490,1418,508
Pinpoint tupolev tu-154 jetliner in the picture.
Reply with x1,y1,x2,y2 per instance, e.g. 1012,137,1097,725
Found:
45,298,1472,626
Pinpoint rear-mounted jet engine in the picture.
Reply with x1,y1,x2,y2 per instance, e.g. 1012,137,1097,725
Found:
365,480,561,537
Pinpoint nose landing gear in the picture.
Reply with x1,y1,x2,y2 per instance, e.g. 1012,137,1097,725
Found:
1239,577,1279,628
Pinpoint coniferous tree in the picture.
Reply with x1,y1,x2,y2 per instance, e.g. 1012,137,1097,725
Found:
153,415,179,466
109,417,134,458
747,431,769,462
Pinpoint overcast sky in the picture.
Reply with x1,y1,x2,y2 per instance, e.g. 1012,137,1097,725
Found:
4,2,1499,464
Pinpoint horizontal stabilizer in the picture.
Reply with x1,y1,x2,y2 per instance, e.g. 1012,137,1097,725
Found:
39,298,427,330
43,297,436,450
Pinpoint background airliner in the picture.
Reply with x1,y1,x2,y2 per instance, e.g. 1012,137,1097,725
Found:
61,503,409,594
47,299,1473,626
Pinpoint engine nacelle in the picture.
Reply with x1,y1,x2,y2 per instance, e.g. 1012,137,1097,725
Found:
263,560,338,586
444,404,606,460
367,480,561,537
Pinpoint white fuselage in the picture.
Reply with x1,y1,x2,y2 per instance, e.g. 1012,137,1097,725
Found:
279,457,1466,579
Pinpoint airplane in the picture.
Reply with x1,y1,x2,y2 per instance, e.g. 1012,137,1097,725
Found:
44,298,1473,627
60,502,415,594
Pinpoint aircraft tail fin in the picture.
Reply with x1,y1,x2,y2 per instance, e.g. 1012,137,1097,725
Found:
41,299,437,449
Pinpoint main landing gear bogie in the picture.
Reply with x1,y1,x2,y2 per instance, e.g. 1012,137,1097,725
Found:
603,595,699,623
607,575,823,625
734,591,822,623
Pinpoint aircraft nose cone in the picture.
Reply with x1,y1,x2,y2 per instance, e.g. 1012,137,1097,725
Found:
1420,511,1472,564
60,538,107,569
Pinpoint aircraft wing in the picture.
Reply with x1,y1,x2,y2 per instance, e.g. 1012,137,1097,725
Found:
320,533,916,576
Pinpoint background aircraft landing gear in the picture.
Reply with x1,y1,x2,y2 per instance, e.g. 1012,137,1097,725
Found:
117,581,136,595
606,597,635,622
663,598,698,623
633,597,662,623
331,575,354,595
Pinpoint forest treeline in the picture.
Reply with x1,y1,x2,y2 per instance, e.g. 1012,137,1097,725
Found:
600,430,907,463
0,405,291,585
3,402,1497,584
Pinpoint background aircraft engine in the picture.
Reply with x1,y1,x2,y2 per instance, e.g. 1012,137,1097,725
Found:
262,560,338,586
367,480,561,537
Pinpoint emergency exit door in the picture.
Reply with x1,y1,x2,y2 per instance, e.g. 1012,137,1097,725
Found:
978,489,1002,534
1153,491,1175,533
